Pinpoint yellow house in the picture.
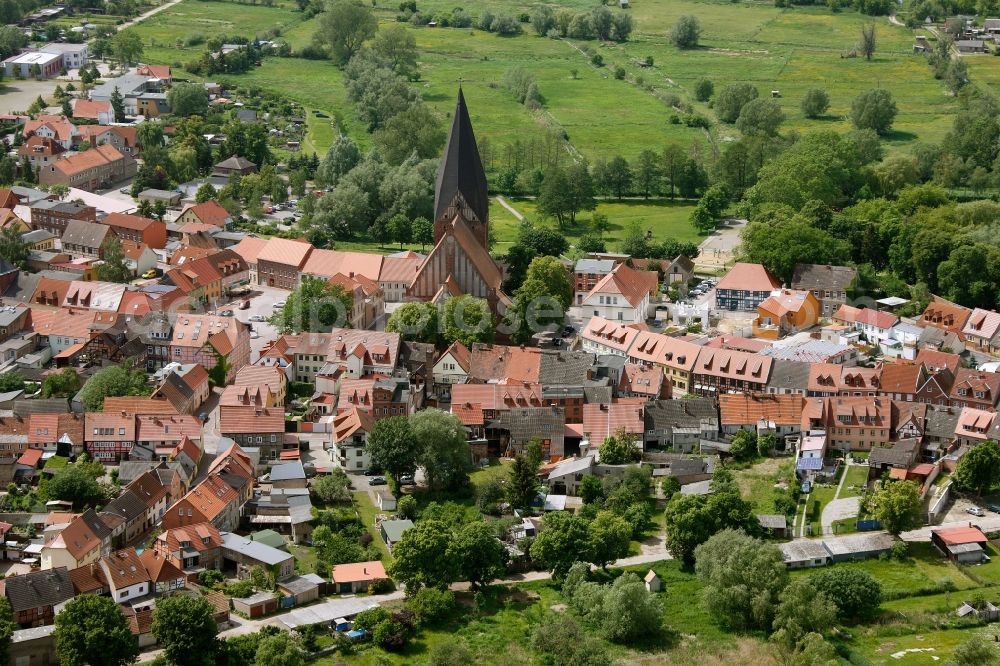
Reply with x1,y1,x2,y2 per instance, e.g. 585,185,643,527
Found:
39,510,107,570
22,227,57,250
0,209,29,234
754,289,821,340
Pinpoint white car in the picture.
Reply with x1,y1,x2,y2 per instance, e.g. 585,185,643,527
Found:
249,314,267,322
273,301,287,309
249,330,260,339
967,506,986,517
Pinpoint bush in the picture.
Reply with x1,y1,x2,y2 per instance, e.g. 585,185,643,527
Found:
694,77,714,101
890,540,908,560
613,66,625,80
368,578,395,595
397,494,418,519
590,53,603,67
372,619,407,651
224,580,254,598
809,568,882,622
197,570,224,586
353,607,391,632
406,587,455,625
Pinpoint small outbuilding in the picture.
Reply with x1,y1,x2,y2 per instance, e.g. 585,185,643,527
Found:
932,526,988,564
779,540,831,568
277,574,321,605
376,490,396,512
644,569,662,593
232,591,278,618
332,560,388,594
137,189,182,207
757,514,788,538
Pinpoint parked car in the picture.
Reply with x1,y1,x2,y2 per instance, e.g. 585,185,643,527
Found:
249,314,267,322
239,299,250,310
273,301,287,309
364,468,382,476
120,187,130,194
369,476,387,486
249,331,260,339
967,506,986,517
142,269,157,279
219,309,234,317
399,474,414,485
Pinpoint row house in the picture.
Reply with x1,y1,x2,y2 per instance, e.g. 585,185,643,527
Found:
153,522,224,579
618,362,670,400
715,262,782,311
29,199,96,236
329,406,375,473
95,548,152,603
38,144,137,190
219,406,287,461
949,369,1000,410
102,213,167,250
627,329,699,395
206,443,256,504
127,469,170,535
22,115,78,149
168,314,250,383
151,363,211,415
581,317,639,358
176,200,232,228
137,549,188,595
377,250,422,302
764,359,811,396
40,509,112,570
432,340,471,401
18,135,66,170
203,248,249,295
328,271,385,330
4,567,73,628
98,489,148,549
955,407,995,447
339,377,413,419
28,412,85,457
451,382,545,439
135,414,203,459
790,263,858,318
301,247,383,286
61,219,115,260
231,236,267,286
643,398,719,452
85,412,136,462
164,259,223,309
962,308,1000,354
75,125,138,156
919,298,972,336
220,383,276,410
490,406,566,460
161,472,243,533
690,347,773,397
257,237,312,290
801,396,891,452
719,393,805,439
582,402,645,448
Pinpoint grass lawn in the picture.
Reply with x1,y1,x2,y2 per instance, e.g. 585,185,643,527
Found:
734,457,794,514
845,626,991,665
805,483,837,536
497,196,700,251
838,464,871,499
352,490,390,562
960,543,1000,586
290,542,318,576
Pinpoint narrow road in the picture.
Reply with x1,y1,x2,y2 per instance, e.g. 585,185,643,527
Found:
820,461,861,536
117,0,184,31
495,195,524,221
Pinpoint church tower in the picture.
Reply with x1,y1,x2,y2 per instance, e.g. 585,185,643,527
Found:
433,88,490,249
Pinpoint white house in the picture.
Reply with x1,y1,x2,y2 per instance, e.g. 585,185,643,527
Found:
578,262,657,324
580,316,640,358
40,43,89,70
121,241,158,277
432,340,470,401
330,407,373,473
98,548,151,603
832,305,899,343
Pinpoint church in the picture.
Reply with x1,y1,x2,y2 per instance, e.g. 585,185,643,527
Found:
406,89,511,314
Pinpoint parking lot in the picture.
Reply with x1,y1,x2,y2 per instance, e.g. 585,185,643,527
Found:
230,285,287,361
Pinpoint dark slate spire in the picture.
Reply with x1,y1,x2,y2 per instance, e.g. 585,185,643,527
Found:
434,88,489,229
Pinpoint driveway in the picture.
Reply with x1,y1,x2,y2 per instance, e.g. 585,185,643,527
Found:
231,285,286,361
695,218,746,272
821,497,860,536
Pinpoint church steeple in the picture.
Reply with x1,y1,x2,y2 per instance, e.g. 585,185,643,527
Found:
434,88,489,246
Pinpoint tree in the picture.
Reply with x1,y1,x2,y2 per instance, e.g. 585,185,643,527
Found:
110,86,125,123
809,568,882,622
385,302,438,344
450,520,507,589
715,82,759,124
728,429,758,461
530,512,593,578
412,216,432,250
0,225,28,270
55,595,139,666
390,519,458,591
315,0,378,65
664,489,759,563
537,163,596,228
859,23,876,61
317,135,362,187
661,143,686,199
151,595,218,666
411,409,472,493
589,511,631,568
508,255,573,344
694,529,788,631
503,221,570,291
77,364,149,411
694,77,714,102
579,475,604,504
532,614,612,666
947,634,1000,666
634,149,661,198
311,469,351,504
111,30,143,66
739,218,850,284
600,572,664,642
367,416,417,489
508,453,540,510
851,88,897,135
167,82,209,117
97,237,132,283
253,631,305,666
602,155,633,199
270,276,353,333
370,24,419,79
953,440,1000,496
771,577,837,649
0,598,10,666
669,15,701,49
599,428,640,465
736,98,785,137
867,480,922,535
374,103,446,164
45,465,105,508
0,372,24,394
442,295,493,347
42,368,81,398
195,182,216,204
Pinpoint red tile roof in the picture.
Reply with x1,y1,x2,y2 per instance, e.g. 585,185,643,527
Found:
934,526,988,545
585,262,657,307
716,262,781,292
181,200,230,227
719,393,804,427
582,402,644,441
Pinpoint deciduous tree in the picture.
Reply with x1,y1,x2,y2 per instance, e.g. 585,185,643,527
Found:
866,480,921,535
411,409,472,493
450,520,508,589
851,88,897,135
389,519,458,590
97,237,132,283
809,568,882,622
669,15,701,48
530,512,594,578
315,0,378,65
953,439,1000,496
715,83,759,124
367,416,417,489
151,595,219,666
55,595,138,666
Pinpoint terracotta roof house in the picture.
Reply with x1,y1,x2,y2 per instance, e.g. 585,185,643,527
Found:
378,250,422,302
102,212,167,250
152,363,211,415
168,313,250,383
949,369,1000,410
791,264,857,318
801,396,890,453
582,402,644,443
719,393,804,437
831,305,899,342
715,262,782,311
72,99,113,124
331,560,388,594
153,522,224,578
916,349,962,374
919,297,972,336
138,548,186,594
754,289,821,340
618,362,669,399
256,237,312,290
962,308,1000,354
137,64,171,82
218,406,286,461
581,317,640,357
161,473,242,532
579,262,658,324
233,365,286,405
18,135,66,171
28,412,84,457
691,347,772,397
331,406,375,473
38,143,137,190
97,547,151,602
40,509,111,571
301,248,383,283
176,200,232,229
328,271,385,330
230,236,268,285
878,362,925,401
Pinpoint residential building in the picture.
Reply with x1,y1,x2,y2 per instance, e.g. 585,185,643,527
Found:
578,262,657,323
38,144,137,190
220,531,294,579
213,156,257,177
40,510,111,570
102,213,167,249
690,347,773,397
151,363,211,415
753,289,821,339
627,329,700,394
377,250,422,302
61,219,115,259
332,561,388,594
715,262,782,311
919,297,972,335
219,406,286,461
85,412,136,462
580,317,640,358
791,264,857,318
18,135,66,170
4,568,73,628
330,406,374,473
97,548,151,602
831,305,899,342
176,200,232,228
432,340,471,401
962,308,1000,354
75,125,138,156
328,271,385,330
161,473,242,532
22,115,78,149
256,237,312,290
582,402,645,446
120,240,158,277
167,313,250,382
231,236,267,286
22,228,57,251
29,199,96,236
98,488,148,548
72,99,113,124
137,548,187,594
573,258,616,303
643,398,718,451
153,522,224,578
233,364,286,405
801,396,891,452
618,362,670,399
949,369,1000,410
719,393,804,438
